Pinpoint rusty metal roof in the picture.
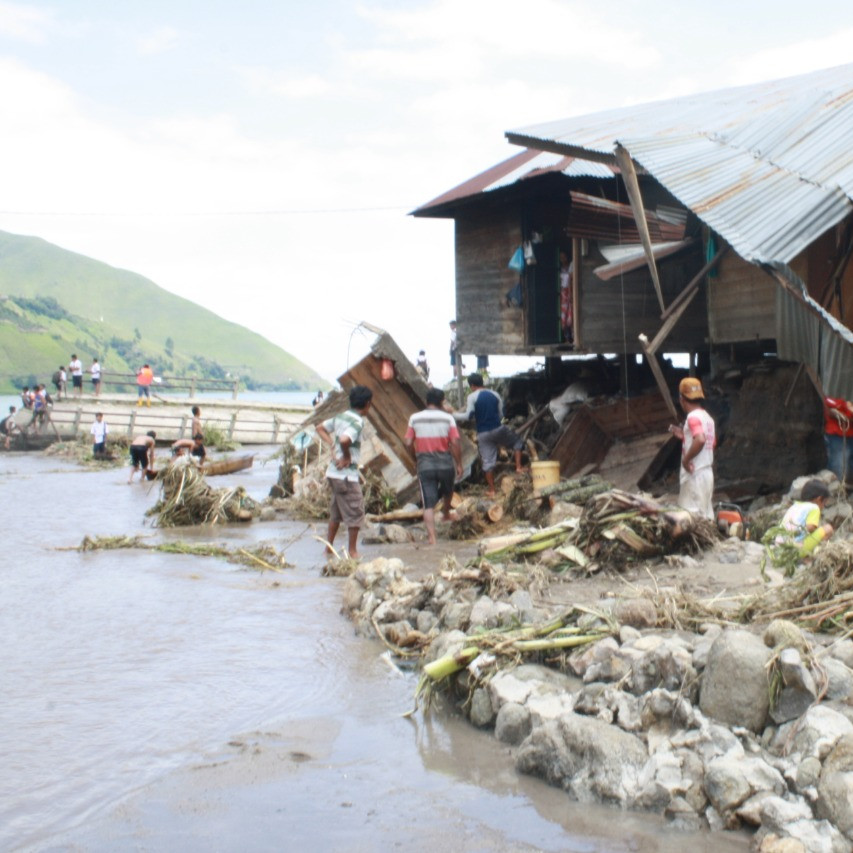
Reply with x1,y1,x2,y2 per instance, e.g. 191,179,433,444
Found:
413,149,616,216
506,63,853,264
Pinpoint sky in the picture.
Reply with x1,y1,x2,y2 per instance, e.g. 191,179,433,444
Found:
2,1,853,387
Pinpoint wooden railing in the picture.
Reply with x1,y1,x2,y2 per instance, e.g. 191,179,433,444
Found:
98,371,241,399
20,405,295,445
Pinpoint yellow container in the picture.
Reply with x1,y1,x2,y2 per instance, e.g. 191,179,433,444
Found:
531,460,560,495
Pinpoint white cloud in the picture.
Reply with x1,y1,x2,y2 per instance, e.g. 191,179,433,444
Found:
0,0,52,43
236,66,332,99
136,25,179,57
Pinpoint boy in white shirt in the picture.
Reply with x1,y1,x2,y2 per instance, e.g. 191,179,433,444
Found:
90,412,109,456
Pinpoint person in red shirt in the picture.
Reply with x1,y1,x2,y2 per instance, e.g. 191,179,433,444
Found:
824,397,853,484
136,364,154,407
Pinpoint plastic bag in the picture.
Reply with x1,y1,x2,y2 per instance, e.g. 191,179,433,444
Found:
508,247,524,272
505,280,523,308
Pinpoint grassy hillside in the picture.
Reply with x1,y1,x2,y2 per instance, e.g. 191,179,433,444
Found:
0,230,327,393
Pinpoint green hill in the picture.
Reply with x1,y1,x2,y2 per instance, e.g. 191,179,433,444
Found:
0,230,327,393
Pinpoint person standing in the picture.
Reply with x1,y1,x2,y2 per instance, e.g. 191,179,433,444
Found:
52,366,65,400
449,320,460,377
90,358,102,396
2,406,19,450
90,412,109,456
191,405,202,438
69,354,83,398
457,372,524,497
315,385,373,560
415,350,430,382
128,431,157,483
669,377,716,519
404,388,462,545
136,364,154,406
823,396,853,485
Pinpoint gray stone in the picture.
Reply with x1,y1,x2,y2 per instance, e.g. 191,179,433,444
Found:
828,640,853,670
469,687,494,728
423,629,468,664
704,755,786,814
619,625,641,644
823,658,853,702
817,734,853,841
440,601,472,631
372,597,409,624
416,609,438,634
772,686,821,725
258,506,276,521
377,523,413,544
699,629,772,732
341,577,365,614
516,713,647,805
469,595,500,629
797,757,824,792
614,597,658,628
759,794,814,831
495,702,532,745
508,589,541,623
488,664,580,713
568,637,619,678
776,706,853,762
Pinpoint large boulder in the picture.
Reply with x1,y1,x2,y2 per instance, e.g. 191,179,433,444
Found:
699,629,772,732
818,734,853,841
516,713,647,805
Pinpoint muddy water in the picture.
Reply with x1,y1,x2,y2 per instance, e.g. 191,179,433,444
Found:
0,452,749,852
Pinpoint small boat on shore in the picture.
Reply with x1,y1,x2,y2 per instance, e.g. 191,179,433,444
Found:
204,454,255,476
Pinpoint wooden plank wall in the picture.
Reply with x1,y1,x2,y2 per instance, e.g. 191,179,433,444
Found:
579,243,708,353
587,391,673,439
455,205,525,355
549,406,611,476
707,251,776,343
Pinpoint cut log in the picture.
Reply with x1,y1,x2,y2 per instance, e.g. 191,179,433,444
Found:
367,508,424,523
476,500,504,523
478,532,531,556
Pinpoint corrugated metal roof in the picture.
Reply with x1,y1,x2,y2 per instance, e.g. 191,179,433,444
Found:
413,149,615,216
507,63,853,264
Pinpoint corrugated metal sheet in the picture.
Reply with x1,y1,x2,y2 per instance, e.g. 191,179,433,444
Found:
773,264,853,399
507,63,853,264
413,150,615,216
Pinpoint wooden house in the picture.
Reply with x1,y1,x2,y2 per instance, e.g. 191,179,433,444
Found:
414,63,853,404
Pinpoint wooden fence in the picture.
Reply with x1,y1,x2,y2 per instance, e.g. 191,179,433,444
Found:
98,371,241,399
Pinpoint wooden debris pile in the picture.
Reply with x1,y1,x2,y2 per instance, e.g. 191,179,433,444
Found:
72,535,291,571
148,460,258,526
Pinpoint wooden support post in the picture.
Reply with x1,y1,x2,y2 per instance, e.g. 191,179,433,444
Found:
72,408,82,437
179,415,188,438
614,144,665,313
232,380,239,400
228,412,237,440
571,237,582,348
190,378,197,398
128,409,137,437
272,415,281,443
638,334,679,420
455,352,464,408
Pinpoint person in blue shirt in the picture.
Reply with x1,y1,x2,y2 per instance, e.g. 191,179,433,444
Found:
457,372,524,497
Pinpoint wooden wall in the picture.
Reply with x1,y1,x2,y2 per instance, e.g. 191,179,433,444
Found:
579,243,708,353
455,205,525,355
707,251,776,343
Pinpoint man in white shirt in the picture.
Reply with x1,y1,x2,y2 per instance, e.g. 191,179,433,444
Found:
90,358,102,396
69,354,83,398
90,412,109,456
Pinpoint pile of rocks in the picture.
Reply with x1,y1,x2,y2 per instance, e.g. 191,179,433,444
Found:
342,557,853,852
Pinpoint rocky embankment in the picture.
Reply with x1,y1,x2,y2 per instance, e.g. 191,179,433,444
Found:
342,554,853,853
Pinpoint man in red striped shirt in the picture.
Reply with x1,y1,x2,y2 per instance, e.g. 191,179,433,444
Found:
405,388,463,545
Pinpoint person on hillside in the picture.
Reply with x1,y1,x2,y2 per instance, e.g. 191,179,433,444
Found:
52,366,66,400
823,396,853,485
405,387,463,545
415,350,430,382
90,358,102,396
128,431,157,483
315,385,373,560
136,364,154,406
171,433,206,467
191,405,202,438
777,479,834,559
90,412,109,457
668,377,716,519
456,372,524,498
69,354,83,398
2,406,19,450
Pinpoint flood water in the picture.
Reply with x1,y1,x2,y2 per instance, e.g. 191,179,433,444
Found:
0,450,749,852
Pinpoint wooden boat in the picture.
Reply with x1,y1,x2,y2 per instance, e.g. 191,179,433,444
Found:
204,454,255,476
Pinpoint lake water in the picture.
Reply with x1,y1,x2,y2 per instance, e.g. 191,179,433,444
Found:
0,450,749,852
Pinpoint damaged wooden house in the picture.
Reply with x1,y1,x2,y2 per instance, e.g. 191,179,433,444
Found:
413,62,853,495
299,325,479,505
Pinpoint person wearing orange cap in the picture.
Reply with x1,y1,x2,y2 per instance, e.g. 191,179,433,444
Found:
668,377,716,519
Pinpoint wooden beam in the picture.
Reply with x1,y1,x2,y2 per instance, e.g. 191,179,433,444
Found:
614,144,664,312
638,333,679,420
